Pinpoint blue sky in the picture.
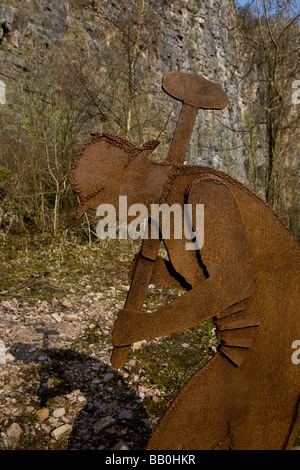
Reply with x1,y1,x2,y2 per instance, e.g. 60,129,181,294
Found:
235,0,251,6
236,0,300,6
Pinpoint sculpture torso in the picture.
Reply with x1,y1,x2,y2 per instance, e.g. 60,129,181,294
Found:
68,128,300,450
147,163,300,449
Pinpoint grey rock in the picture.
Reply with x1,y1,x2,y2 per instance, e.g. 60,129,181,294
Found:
110,440,129,450
93,416,116,434
6,423,22,449
0,340,6,365
2,301,12,310
103,372,114,382
41,423,52,433
61,299,73,309
50,424,72,441
118,409,133,420
0,431,11,449
52,407,65,418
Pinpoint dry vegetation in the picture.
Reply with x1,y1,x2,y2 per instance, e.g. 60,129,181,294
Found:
0,0,299,240
236,0,300,238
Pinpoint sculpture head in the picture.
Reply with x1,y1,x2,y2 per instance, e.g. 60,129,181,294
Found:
68,132,160,219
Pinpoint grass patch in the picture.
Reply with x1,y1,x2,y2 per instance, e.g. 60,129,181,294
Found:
0,233,139,301
129,321,219,419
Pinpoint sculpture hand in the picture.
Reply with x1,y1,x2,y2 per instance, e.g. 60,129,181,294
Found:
112,308,149,346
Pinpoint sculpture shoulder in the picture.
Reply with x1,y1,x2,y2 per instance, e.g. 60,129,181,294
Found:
172,166,256,203
182,169,297,246
166,168,235,205
187,173,231,192
185,173,235,205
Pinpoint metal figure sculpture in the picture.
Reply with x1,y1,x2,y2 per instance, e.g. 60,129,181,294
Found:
68,72,300,450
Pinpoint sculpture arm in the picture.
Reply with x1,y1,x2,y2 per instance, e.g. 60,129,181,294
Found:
129,253,190,290
113,177,256,346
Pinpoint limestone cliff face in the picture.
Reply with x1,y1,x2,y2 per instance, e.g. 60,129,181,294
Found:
0,0,249,182
0,0,69,50
146,0,248,181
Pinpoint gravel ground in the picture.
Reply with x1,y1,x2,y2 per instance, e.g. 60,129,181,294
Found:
0,291,161,450
1,287,299,451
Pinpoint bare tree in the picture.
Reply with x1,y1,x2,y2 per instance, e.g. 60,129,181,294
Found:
236,0,300,238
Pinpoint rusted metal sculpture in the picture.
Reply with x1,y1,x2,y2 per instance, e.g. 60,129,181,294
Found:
68,72,300,450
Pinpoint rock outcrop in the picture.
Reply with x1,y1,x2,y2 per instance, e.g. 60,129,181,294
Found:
0,0,249,181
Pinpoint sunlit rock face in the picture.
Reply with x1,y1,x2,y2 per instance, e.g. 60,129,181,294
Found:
0,0,248,183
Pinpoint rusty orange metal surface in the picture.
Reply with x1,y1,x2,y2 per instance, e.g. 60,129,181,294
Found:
68,72,300,450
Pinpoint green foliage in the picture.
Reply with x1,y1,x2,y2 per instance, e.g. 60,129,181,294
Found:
0,168,11,180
